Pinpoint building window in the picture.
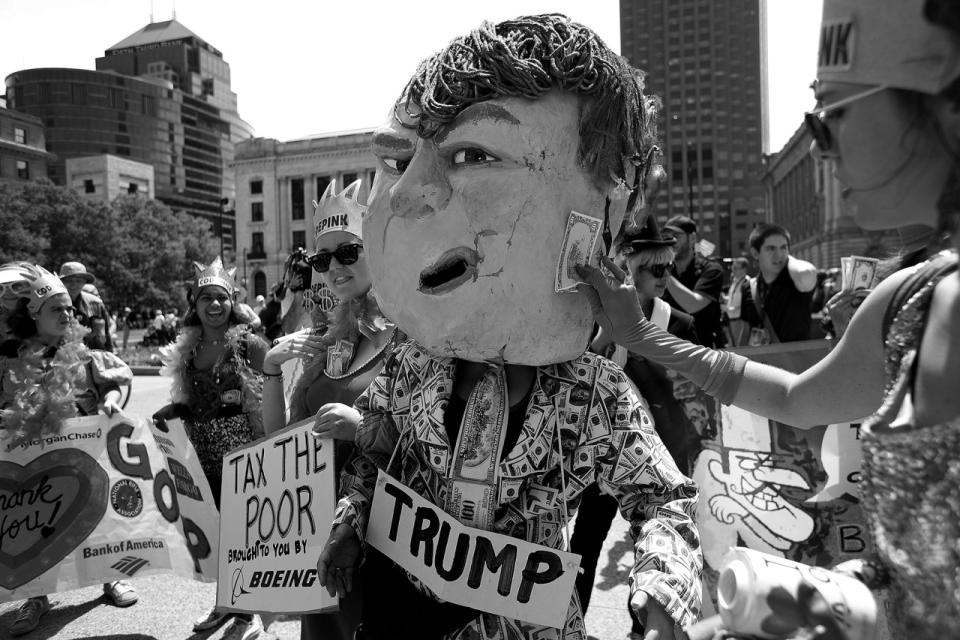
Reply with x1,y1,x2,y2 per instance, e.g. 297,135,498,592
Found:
292,230,307,250
16,160,29,180
342,172,358,187
291,178,305,220
83,179,95,193
251,201,263,222
250,179,263,195
128,183,139,194
316,176,330,198
253,271,267,298
14,127,26,144
252,232,264,253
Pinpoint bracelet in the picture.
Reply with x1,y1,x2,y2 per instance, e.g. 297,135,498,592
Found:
262,371,283,379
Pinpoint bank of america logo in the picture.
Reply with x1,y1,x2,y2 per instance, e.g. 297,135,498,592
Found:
110,556,150,577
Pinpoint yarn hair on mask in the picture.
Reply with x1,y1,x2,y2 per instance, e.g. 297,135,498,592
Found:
396,13,661,190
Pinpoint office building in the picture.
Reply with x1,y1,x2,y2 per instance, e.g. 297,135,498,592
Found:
620,0,769,257
4,19,253,250
0,104,55,184
66,154,155,203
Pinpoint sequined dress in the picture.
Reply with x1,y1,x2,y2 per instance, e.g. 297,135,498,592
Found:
859,252,959,639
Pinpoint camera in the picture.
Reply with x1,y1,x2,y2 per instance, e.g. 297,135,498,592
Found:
285,247,313,292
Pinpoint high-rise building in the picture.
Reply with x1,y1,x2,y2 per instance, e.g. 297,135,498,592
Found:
4,19,253,250
620,0,769,258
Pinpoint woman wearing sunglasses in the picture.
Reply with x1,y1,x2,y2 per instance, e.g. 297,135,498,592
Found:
578,1,960,636
260,180,399,640
1,263,137,636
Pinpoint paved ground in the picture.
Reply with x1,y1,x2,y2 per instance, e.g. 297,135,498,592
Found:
0,374,635,640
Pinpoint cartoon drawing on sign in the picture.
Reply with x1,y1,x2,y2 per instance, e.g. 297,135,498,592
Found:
694,405,815,568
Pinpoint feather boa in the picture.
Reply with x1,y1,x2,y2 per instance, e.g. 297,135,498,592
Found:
160,323,262,416
289,291,390,418
0,322,91,444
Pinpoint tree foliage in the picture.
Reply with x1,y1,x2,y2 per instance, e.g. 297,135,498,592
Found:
0,179,219,312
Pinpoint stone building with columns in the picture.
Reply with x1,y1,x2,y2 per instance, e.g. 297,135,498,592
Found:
231,130,376,300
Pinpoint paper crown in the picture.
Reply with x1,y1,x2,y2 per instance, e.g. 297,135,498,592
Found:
0,263,69,313
312,179,365,245
192,256,237,294
818,0,960,94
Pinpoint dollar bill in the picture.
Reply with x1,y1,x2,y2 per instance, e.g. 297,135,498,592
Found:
555,211,603,293
850,256,878,291
840,256,853,291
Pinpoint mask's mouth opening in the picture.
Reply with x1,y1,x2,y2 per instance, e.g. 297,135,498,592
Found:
419,247,479,295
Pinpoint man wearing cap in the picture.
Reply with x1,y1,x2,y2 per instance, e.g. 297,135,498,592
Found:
59,261,113,352
660,216,726,348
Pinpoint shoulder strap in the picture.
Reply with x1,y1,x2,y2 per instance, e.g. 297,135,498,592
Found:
882,254,957,340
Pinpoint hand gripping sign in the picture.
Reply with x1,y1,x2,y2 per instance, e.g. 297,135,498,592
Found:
0,413,218,602
216,419,337,615
366,470,581,628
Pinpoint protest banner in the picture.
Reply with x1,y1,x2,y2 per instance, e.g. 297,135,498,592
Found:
216,418,337,614
366,470,581,628
0,413,219,603
693,339,891,638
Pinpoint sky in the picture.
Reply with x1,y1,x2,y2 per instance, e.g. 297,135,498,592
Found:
1,0,821,154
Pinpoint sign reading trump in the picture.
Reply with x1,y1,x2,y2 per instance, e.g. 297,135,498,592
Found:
366,470,580,628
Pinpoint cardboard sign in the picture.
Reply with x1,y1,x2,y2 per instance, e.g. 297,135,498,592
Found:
216,419,337,614
0,413,219,602
366,470,580,628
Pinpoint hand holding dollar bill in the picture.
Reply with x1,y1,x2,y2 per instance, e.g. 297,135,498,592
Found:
555,211,603,293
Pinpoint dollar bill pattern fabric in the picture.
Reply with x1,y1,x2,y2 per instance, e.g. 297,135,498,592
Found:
335,340,702,639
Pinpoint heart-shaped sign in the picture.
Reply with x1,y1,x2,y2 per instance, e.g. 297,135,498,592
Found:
0,449,108,589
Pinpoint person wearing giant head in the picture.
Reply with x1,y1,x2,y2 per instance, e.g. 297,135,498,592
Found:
579,0,960,636
318,14,702,640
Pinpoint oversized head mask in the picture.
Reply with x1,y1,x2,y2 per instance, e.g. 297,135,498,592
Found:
364,14,657,365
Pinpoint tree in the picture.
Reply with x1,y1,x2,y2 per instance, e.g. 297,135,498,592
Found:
0,180,219,312
104,195,220,312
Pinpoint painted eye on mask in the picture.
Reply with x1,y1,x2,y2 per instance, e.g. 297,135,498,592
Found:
452,148,499,166
381,157,411,174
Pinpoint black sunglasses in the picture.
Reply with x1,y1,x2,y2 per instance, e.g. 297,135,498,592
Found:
641,263,673,278
305,243,363,273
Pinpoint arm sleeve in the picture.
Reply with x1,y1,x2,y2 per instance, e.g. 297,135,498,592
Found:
595,371,702,627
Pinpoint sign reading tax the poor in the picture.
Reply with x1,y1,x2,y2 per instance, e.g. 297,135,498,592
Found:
367,471,581,628
217,419,336,614
0,414,219,603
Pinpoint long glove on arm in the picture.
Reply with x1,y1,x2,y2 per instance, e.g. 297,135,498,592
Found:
577,260,747,405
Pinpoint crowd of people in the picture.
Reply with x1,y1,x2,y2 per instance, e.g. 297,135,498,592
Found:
2,1,959,639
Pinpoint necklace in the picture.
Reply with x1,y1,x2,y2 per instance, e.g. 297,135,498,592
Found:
326,327,397,380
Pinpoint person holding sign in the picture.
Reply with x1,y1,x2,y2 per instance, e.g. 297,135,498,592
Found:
260,179,399,640
578,0,960,636
0,263,138,636
154,257,267,640
317,14,702,640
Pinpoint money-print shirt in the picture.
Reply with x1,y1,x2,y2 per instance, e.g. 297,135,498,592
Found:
335,340,702,639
